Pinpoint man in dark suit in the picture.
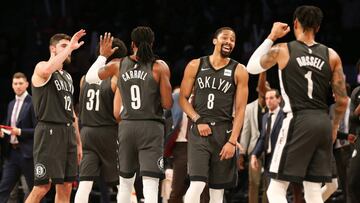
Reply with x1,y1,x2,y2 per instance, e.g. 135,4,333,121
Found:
251,89,285,203
0,72,36,202
251,89,284,175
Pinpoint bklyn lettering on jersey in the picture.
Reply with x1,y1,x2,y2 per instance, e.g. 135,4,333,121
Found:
197,76,232,93
54,79,74,94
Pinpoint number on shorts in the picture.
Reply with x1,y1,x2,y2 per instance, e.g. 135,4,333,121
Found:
86,89,100,111
207,93,215,109
130,85,141,109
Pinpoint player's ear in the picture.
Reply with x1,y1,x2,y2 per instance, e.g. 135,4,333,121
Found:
213,38,217,46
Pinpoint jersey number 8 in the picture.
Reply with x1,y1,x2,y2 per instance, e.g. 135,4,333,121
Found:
207,93,215,109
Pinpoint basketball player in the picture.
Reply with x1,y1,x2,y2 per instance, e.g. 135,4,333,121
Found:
25,30,86,203
74,37,127,203
179,27,248,203
246,5,348,203
86,26,173,203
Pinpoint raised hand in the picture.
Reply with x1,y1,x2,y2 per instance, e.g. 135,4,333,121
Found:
100,32,119,58
268,22,291,41
69,29,86,50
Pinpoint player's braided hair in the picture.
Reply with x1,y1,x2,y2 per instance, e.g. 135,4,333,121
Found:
131,26,155,64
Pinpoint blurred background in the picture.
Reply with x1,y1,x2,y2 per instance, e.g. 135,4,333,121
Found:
0,0,359,121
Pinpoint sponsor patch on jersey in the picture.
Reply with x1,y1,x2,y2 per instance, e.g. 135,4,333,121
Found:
224,69,232,77
35,163,47,179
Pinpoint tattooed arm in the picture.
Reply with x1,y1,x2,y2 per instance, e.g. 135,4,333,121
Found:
247,22,290,74
329,48,348,142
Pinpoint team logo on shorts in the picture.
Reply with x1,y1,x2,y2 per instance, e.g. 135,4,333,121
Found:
157,156,164,171
35,163,46,178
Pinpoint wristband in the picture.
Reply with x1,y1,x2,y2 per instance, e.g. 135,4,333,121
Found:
195,117,207,125
227,140,236,147
191,114,200,123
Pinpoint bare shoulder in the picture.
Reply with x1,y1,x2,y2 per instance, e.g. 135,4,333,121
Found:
328,47,342,71
184,58,200,75
234,63,248,84
32,61,50,86
34,61,47,73
154,59,170,71
187,58,200,67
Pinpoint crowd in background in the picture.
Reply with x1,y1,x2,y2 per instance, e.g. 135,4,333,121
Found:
1,0,360,202
1,0,360,113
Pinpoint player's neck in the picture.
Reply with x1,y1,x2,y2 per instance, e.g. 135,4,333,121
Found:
296,33,316,46
209,54,228,68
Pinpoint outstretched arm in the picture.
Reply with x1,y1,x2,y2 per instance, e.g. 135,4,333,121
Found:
86,32,119,83
33,29,86,86
247,22,290,74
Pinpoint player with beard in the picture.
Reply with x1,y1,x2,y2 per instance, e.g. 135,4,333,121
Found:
25,30,86,203
179,27,248,203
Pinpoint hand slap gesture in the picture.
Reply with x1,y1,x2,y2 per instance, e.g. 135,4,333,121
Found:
69,29,86,50
100,32,119,58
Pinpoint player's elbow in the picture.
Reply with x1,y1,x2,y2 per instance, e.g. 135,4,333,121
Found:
246,60,266,75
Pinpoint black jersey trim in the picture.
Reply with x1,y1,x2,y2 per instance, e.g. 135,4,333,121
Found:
189,175,207,182
79,176,119,186
119,171,136,178
206,56,234,72
277,112,296,175
268,172,332,183
209,178,237,189
195,56,206,79
140,170,165,180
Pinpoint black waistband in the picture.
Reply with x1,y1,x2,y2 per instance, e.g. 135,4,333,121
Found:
192,120,231,126
38,121,72,127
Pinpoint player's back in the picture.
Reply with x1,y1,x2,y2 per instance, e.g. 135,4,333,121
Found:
279,40,332,113
118,56,163,121
79,78,117,127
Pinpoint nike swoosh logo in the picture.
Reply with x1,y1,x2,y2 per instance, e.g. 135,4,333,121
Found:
201,68,210,71
226,130,232,133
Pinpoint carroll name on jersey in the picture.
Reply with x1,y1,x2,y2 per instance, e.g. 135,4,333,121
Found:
122,70,148,82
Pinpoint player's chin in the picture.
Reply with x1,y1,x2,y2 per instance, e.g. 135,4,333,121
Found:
220,50,231,58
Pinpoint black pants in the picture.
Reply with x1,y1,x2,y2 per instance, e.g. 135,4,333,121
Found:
349,140,360,203
334,145,352,203
0,148,34,203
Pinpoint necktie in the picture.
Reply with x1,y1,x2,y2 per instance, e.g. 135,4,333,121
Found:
265,113,273,154
10,99,20,144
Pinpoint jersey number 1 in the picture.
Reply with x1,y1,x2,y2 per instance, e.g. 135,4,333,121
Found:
304,71,313,99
